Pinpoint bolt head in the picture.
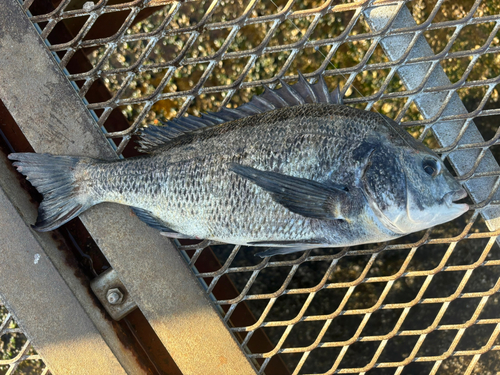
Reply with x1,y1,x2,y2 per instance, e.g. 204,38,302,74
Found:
106,288,124,305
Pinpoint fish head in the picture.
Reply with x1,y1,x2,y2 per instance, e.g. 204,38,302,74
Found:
358,133,469,236
398,145,469,232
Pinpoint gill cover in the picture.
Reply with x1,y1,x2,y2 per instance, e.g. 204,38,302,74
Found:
359,147,408,235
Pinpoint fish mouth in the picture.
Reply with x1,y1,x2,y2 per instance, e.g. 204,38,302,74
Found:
443,188,469,211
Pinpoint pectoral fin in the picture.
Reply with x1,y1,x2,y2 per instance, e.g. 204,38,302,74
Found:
229,163,350,220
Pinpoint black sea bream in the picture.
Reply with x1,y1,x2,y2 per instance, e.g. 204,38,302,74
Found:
9,73,468,257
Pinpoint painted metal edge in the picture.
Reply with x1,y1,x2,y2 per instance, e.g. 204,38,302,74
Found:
0,153,128,375
0,0,257,374
363,4,500,233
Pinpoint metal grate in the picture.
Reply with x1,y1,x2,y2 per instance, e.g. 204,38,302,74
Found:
21,0,500,373
0,302,51,375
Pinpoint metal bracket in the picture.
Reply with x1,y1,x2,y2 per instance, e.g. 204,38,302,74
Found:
91,268,137,321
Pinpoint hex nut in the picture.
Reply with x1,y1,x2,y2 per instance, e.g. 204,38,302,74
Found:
106,288,124,305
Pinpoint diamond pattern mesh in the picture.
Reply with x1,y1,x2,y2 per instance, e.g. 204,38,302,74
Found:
0,302,51,375
22,0,500,373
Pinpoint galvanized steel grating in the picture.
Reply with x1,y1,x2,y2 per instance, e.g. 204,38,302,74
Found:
21,0,500,373
0,302,51,375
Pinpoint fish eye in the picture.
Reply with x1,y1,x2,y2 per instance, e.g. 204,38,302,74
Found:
422,158,440,177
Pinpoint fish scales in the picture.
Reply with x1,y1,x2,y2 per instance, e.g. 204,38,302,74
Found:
84,105,369,243
8,74,469,256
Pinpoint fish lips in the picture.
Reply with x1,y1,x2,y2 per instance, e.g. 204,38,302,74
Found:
442,188,469,212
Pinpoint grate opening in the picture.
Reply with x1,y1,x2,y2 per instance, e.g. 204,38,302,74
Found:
0,303,51,375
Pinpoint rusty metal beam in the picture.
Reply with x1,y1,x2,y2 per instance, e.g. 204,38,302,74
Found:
0,0,256,373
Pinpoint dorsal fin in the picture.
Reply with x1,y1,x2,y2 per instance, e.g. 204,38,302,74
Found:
138,72,344,153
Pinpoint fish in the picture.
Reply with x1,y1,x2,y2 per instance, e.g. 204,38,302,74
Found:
8,72,469,257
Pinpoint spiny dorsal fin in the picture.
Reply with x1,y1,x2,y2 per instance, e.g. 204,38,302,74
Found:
138,72,344,153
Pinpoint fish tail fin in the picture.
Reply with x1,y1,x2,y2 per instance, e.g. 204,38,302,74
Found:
8,153,96,232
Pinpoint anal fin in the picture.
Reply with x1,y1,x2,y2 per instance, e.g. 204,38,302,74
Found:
131,207,194,239
249,240,324,257
255,246,312,258
160,232,196,239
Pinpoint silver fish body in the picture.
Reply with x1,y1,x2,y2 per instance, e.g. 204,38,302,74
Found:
9,75,468,256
